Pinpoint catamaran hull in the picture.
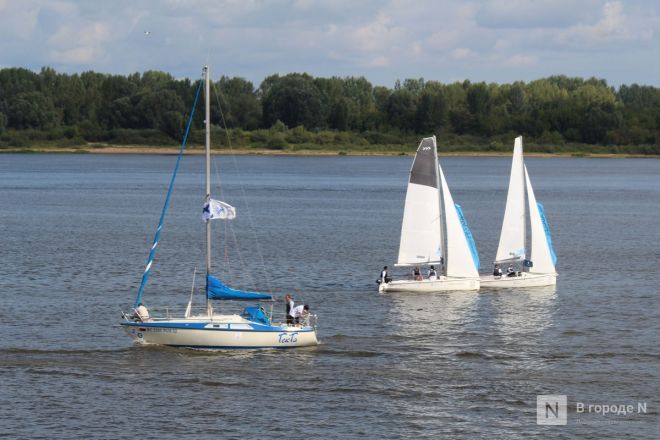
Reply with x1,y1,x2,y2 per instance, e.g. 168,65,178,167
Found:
480,273,557,288
379,278,480,293
121,322,318,349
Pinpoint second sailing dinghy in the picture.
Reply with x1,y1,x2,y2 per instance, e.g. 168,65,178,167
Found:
481,136,557,288
379,136,480,293
121,66,318,349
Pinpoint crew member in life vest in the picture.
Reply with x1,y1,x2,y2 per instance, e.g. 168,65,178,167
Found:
378,266,391,284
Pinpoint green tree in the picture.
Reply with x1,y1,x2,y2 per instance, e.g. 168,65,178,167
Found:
261,74,326,129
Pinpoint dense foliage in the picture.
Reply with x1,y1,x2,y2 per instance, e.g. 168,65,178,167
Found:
0,67,658,153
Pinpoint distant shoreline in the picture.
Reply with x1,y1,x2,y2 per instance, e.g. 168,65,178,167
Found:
1,145,658,158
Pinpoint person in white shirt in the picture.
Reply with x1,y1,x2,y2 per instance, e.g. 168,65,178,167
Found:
290,304,310,324
135,303,150,321
378,266,391,284
428,265,437,281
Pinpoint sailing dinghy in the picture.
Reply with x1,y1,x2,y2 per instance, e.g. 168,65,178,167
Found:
379,136,480,293
121,66,318,349
480,136,557,288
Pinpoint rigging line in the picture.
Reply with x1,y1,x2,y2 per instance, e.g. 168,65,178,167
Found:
134,77,204,308
210,152,258,289
209,80,274,295
208,147,257,289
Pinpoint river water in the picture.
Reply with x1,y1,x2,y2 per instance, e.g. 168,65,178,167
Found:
0,153,658,439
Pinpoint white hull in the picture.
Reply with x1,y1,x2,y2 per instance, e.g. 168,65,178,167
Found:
480,272,557,288
379,277,480,293
121,318,318,349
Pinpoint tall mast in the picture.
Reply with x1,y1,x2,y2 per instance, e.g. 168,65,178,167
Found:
204,65,213,317
204,65,211,275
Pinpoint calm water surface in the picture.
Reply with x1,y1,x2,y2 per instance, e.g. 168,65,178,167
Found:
1,154,658,439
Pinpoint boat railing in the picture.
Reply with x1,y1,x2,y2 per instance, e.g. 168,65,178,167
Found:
122,305,206,322
123,304,317,328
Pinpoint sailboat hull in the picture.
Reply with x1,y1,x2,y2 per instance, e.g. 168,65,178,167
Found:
480,272,557,288
379,277,480,293
121,321,318,349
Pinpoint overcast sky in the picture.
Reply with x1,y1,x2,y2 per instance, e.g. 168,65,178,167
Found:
1,0,658,87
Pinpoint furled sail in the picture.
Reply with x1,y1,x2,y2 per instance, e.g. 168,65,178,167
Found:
495,136,526,263
396,136,443,266
206,275,272,300
525,167,557,274
439,164,479,278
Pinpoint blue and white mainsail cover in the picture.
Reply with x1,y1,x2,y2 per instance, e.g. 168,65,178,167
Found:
206,275,272,301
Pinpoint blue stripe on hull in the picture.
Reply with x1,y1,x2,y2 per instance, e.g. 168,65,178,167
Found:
164,344,315,350
120,321,315,333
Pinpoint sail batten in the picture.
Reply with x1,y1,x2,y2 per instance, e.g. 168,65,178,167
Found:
396,136,443,266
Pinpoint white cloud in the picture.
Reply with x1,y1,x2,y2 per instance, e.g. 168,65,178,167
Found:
450,47,475,60
0,1,40,40
554,1,654,46
508,54,538,67
477,0,589,29
49,46,104,64
349,13,406,53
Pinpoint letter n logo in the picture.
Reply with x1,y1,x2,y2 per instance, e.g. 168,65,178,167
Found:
537,395,567,425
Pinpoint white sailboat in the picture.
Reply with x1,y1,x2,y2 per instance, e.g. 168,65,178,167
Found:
480,136,558,288
379,136,480,293
121,66,318,349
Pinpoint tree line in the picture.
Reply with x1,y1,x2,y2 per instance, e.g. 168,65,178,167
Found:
0,66,658,153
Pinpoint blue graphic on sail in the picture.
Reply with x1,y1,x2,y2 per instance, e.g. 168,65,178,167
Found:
537,202,557,265
454,204,480,270
206,275,272,301
202,199,236,221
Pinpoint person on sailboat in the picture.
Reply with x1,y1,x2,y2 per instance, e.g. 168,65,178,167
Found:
493,264,503,279
506,264,516,277
290,304,310,324
134,303,150,322
413,267,422,281
428,265,437,281
285,294,295,325
377,266,391,285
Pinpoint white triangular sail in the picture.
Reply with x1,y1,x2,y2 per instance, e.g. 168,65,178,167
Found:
495,136,526,263
439,163,479,278
525,166,556,274
396,136,443,266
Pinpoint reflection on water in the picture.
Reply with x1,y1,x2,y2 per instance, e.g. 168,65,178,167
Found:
491,286,557,339
389,291,478,335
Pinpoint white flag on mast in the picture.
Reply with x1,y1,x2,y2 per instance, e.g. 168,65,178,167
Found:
202,199,236,221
